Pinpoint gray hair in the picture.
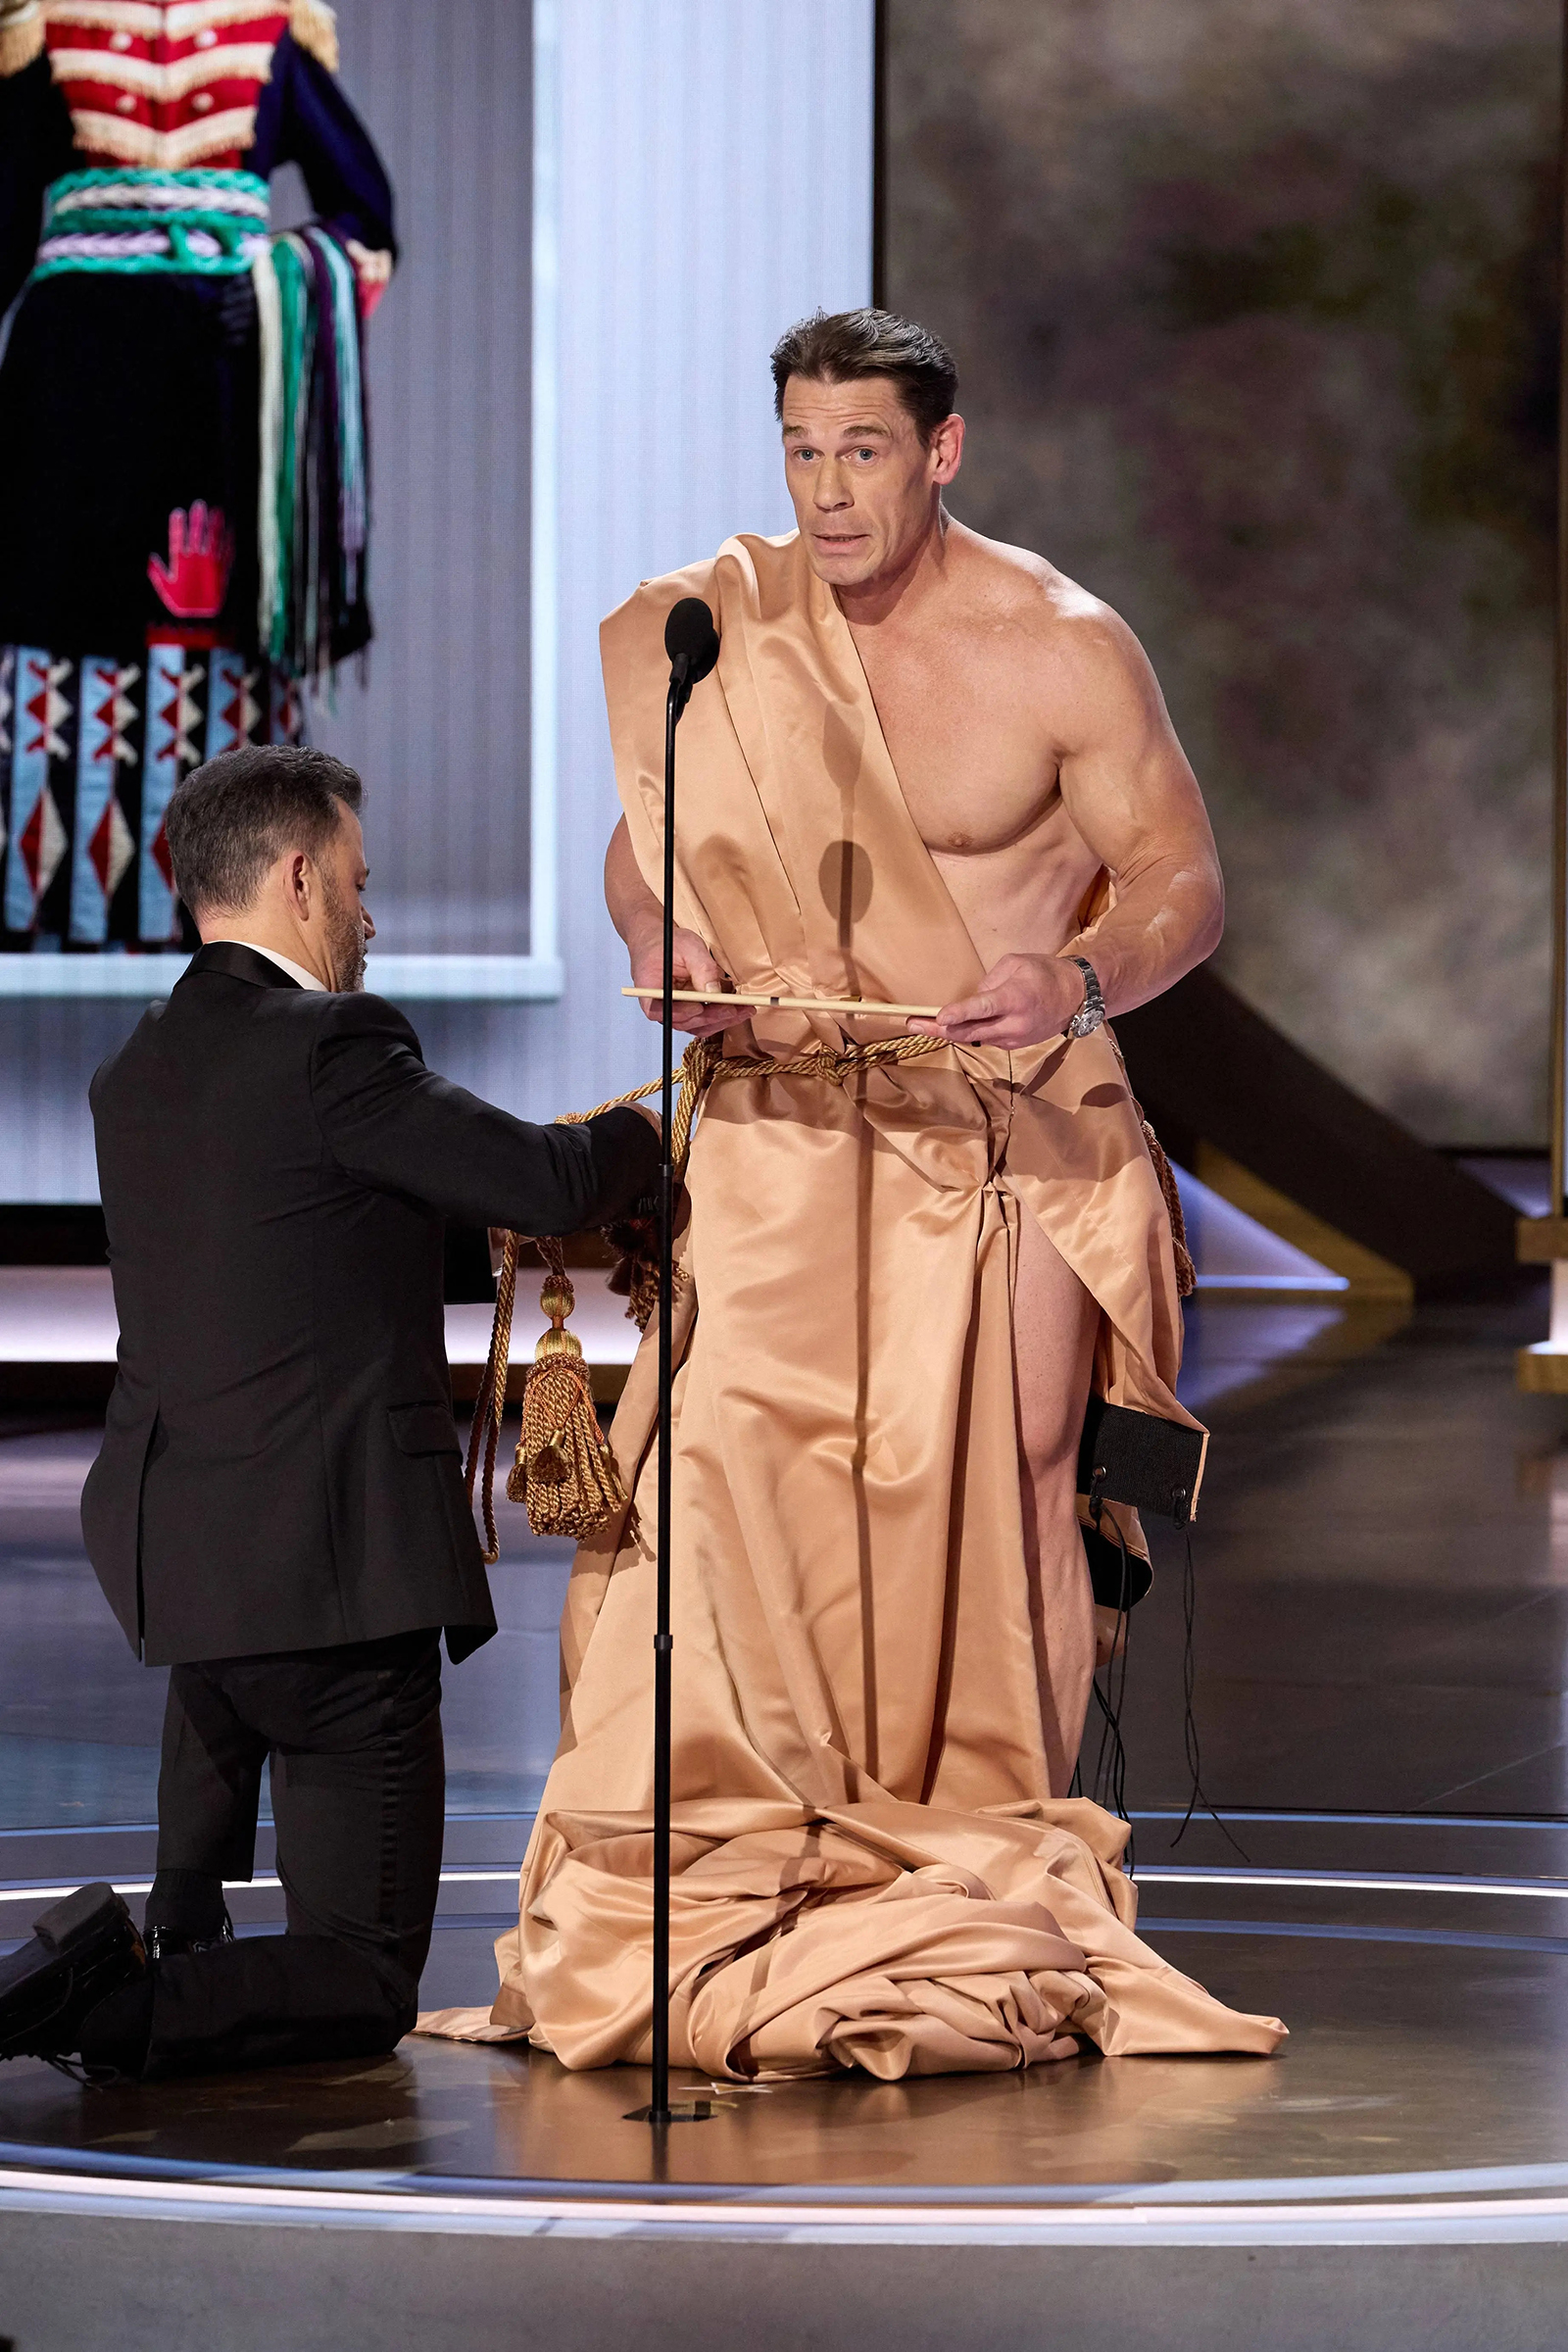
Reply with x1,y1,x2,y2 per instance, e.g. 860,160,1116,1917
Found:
165,744,364,915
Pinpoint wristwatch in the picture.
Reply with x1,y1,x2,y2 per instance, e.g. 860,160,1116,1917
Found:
1065,956,1105,1040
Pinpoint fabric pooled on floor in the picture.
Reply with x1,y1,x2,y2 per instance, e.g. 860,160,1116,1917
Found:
417,1797,1284,2079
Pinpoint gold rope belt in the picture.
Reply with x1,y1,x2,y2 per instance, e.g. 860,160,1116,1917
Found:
463,1029,1193,1558
561,1025,952,1160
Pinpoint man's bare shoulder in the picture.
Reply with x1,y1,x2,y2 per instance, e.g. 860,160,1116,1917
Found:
946,521,1144,674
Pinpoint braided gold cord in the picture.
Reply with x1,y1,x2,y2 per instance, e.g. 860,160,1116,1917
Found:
1142,1119,1197,1300
466,1026,1191,1544
464,1227,518,1564
559,1030,950,1176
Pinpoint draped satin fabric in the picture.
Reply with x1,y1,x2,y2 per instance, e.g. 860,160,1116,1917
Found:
418,532,1285,2075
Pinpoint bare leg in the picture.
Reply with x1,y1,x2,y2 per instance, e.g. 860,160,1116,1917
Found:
1012,1208,1100,1792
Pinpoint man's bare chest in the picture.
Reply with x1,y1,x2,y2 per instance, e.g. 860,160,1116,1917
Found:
849,627,1062,857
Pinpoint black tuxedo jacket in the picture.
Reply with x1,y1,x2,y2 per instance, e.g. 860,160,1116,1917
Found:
83,942,659,1667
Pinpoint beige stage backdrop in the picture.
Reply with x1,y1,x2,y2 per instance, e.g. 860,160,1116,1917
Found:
885,0,1557,1146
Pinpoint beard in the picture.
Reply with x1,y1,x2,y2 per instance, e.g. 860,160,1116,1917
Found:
320,874,368,993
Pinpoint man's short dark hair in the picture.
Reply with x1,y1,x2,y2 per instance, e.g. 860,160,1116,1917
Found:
165,744,364,915
770,308,957,444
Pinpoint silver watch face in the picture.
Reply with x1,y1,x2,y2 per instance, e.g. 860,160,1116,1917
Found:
1067,960,1103,1038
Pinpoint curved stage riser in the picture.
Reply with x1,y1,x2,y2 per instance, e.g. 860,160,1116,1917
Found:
5,2199,1568,2352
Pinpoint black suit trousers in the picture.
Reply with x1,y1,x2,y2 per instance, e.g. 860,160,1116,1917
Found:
142,1629,444,2075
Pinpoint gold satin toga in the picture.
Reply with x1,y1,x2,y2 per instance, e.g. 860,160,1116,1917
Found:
421,530,1285,2076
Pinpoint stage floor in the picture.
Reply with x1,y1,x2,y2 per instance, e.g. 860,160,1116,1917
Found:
6,1809,1568,2195
6,1289,1568,2349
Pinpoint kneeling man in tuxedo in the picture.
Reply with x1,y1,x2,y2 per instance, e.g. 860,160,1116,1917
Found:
0,744,659,2080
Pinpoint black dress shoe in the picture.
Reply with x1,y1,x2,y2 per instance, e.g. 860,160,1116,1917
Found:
147,1909,234,1963
0,1883,146,2064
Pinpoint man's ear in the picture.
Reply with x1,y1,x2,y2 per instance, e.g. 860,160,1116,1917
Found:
931,413,964,486
284,849,314,915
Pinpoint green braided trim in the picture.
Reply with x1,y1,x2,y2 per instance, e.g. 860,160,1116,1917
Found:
31,251,259,279
268,233,317,664
36,167,272,281
43,205,265,235
45,166,270,204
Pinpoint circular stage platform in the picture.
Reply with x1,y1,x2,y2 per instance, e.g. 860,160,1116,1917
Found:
6,1298,1568,2346
7,1807,1568,2352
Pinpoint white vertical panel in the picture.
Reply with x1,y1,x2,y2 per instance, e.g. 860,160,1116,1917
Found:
527,0,876,1124
0,1000,147,1200
304,0,533,956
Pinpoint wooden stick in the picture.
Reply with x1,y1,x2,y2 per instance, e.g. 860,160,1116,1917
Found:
622,986,944,1019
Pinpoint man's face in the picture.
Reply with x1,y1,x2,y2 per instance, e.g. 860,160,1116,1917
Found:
318,807,374,992
780,373,963,592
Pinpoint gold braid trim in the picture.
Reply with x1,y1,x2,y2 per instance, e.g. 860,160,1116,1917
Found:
463,1218,518,1565
0,3,44,75
560,1027,951,1168
288,0,338,71
468,1030,1195,1544
1142,1120,1196,1298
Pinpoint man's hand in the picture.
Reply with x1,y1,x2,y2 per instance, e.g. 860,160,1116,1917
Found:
627,921,752,1039
907,953,1087,1050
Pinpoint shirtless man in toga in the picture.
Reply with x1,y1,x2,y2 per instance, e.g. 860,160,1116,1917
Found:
605,308,1221,1666
434,314,1282,2075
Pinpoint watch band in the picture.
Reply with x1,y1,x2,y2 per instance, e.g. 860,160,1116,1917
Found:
1065,956,1105,1039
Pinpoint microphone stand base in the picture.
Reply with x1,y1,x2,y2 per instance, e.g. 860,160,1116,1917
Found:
624,2102,717,2126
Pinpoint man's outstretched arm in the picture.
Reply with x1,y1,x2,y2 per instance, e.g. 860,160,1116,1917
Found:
605,817,754,1040
913,606,1223,1050
311,994,660,1234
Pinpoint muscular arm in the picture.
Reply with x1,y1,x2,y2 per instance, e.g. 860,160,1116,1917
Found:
914,608,1223,1049
605,817,751,1040
1055,609,1222,1011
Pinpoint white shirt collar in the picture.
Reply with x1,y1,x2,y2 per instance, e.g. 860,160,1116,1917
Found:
229,941,328,994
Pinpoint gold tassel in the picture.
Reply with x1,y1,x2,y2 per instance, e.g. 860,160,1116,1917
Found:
508,1240,627,1540
602,1208,661,1334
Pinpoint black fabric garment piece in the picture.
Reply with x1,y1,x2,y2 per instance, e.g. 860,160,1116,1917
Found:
83,944,662,1663
0,54,74,317
0,30,394,660
0,270,263,657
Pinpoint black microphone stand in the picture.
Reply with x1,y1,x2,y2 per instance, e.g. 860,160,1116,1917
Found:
649,661,681,2128
627,613,716,2133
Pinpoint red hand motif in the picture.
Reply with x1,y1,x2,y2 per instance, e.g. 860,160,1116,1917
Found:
148,502,235,620
345,238,392,320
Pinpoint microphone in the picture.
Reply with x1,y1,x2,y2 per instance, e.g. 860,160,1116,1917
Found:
664,597,719,714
